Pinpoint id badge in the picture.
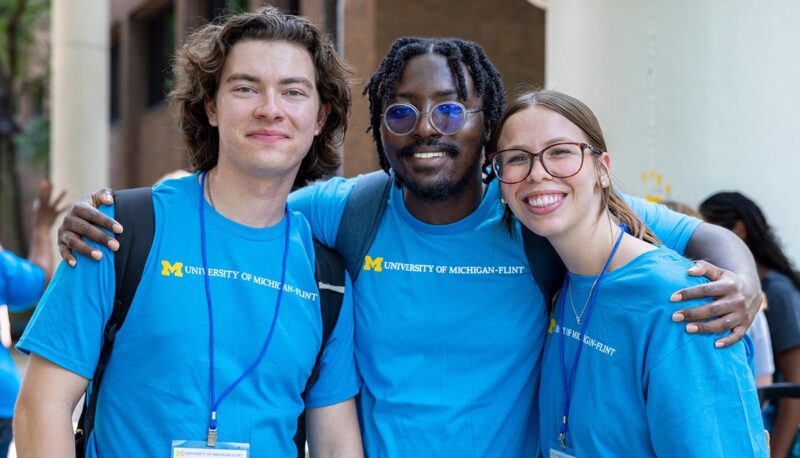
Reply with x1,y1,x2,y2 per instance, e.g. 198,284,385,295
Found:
549,440,577,458
171,440,249,457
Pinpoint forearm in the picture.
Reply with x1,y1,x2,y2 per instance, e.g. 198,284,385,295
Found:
27,225,55,284
684,223,759,296
14,354,87,458
307,399,363,458
13,396,76,458
771,399,800,457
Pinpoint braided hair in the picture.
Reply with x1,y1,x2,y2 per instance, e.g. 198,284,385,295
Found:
699,191,800,290
363,37,505,172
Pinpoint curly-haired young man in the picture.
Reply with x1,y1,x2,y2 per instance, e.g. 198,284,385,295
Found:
14,8,362,458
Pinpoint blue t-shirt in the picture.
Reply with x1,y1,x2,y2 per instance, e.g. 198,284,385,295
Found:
0,250,45,310
539,246,767,457
18,175,358,457
0,250,45,418
289,176,700,457
762,270,800,357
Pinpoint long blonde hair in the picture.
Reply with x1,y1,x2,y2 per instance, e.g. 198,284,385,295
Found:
489,89,659,244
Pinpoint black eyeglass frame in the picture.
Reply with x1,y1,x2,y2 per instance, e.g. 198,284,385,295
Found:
491,142,604,184
380,101,483,136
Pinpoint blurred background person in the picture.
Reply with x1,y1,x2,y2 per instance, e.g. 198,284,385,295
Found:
661,200,702,219
701,191,800,457
665,199,775,387
0,180,66,458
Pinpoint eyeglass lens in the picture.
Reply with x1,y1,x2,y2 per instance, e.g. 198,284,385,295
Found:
384,102,467,135
493,143,586,183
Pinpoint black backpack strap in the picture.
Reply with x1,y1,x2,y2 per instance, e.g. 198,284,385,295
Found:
334,171,392,283
522,226,565,310
294,240,346,458
306,240,346,387
75,187,154,456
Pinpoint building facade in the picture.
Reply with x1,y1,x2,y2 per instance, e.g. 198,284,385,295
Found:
106,0,546,186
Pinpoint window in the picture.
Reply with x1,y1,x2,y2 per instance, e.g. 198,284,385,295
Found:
207,0,249,22
110,40,120,122
145,5,175,107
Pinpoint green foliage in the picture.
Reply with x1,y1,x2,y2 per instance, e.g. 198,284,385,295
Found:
0,0,49,84
0,0,50,253
225,0,249,14
13,114,48,172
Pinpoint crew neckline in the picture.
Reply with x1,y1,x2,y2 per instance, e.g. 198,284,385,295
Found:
392,179,501,235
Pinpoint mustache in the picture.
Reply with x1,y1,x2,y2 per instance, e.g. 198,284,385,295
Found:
397,139,460,159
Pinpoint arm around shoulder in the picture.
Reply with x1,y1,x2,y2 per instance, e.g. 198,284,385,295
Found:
14,354,88,458
306,398,363,458
671,223,761,347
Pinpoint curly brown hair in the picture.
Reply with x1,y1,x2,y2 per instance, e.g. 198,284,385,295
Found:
171,7,352,185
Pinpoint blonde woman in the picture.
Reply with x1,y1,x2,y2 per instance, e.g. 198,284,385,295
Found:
490,90,767,457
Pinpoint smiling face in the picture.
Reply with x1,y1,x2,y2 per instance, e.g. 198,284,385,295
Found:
497,106,610,239
205,39,329,182
380,53,485,201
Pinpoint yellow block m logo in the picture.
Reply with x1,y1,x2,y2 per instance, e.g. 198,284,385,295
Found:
363,256,383,272
161,260,184,277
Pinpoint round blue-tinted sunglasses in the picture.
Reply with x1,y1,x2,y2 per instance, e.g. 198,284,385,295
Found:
382,101,482,136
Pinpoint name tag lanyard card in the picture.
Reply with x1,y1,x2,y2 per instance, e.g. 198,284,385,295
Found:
553,224,626,457
196,171,290,449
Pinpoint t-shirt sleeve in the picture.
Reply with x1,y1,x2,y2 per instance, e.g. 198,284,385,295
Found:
644,323,767,456
747,310,775,377
764,279,800,355
288,177,357,248
621,194,701,255
304,273,359,408
16,205,117,380
0,250,45,311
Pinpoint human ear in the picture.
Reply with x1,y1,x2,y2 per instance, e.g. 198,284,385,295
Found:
598,153,611,187
205,99,218,127
316,103,332,136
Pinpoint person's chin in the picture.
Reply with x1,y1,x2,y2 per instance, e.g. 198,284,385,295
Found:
398,174,457,201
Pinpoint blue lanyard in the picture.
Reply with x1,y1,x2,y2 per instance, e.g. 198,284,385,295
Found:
199,171,290,446
557,223,627,449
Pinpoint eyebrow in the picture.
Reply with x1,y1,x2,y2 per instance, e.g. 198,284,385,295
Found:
225,73,260,84
502,137,578,151
392,89,460,100
223,74,314,89
279,77,314,89
543,136,576,145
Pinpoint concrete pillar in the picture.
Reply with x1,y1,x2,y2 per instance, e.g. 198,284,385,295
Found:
545,0,800,262
51,0,109,197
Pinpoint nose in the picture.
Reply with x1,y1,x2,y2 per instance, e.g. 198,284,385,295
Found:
411,108,441,139
253,91,284,120
527,154,550,183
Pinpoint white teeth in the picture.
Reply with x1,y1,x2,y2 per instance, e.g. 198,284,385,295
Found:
414,151,446,159
526,194,563,207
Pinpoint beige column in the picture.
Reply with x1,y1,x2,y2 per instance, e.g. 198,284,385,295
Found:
545,0,800,263
50,0,109,198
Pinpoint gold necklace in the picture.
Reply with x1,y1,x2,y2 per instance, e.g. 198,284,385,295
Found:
568,277,600,325
568,225,623,324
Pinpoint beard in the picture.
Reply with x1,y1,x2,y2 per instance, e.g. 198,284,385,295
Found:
391,139,482,202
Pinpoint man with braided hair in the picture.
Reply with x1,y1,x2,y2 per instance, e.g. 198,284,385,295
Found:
58,36,763,457
289,36,762,456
